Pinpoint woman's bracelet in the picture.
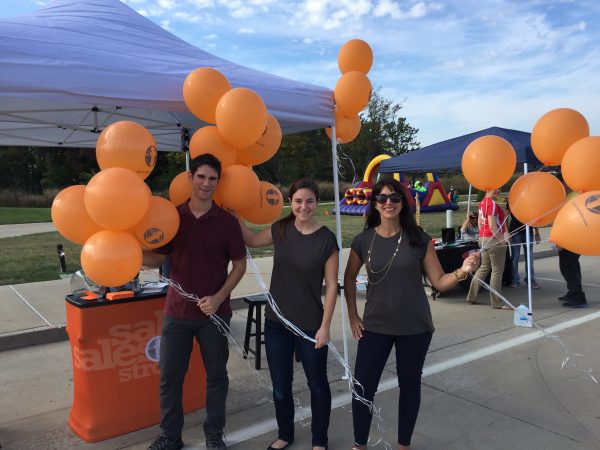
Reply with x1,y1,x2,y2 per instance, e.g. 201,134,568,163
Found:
453,269,468,282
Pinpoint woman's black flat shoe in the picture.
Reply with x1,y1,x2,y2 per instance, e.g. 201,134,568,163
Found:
267,439,293,450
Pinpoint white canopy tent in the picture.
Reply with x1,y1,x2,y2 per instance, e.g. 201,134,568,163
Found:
0,0,334,150
0,0,352,357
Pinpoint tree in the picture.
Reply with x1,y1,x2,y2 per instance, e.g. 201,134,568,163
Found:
336,89,420,184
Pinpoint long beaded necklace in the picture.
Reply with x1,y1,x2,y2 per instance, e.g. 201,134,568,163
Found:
366,227,403,285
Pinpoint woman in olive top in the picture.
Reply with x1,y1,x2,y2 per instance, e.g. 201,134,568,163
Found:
238,179,338,450
344,179,479,450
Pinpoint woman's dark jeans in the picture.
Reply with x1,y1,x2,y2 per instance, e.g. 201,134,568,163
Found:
352,330,432,447
265,319,331,447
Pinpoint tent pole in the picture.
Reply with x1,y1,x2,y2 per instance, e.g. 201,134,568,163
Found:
523,162,534,323
331,126,350,370
467,184,472,212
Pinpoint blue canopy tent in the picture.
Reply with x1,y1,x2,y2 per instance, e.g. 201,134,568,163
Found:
379,126,541,173
380,126,542,324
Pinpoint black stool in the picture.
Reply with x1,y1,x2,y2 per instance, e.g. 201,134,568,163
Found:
243,294,268,370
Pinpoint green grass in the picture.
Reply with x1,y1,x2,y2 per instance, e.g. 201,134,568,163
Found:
0,207,51,224
0,232,82,285
0,203,468,285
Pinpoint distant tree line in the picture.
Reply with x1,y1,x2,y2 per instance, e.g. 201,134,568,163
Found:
0,90,419,195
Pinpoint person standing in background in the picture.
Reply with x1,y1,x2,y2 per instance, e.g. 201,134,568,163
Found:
506,199,541,289
466,188,510,309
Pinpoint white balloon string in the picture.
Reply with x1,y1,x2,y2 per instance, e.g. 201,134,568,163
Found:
479,198,568,253
467,272,598,384
139,270,274,393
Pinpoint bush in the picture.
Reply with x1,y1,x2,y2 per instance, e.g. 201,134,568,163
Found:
0,189,58,207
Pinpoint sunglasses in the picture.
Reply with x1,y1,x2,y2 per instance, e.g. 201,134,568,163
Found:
375,193,402,204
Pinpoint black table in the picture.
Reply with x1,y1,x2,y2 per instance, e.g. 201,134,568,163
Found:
429,241,479,300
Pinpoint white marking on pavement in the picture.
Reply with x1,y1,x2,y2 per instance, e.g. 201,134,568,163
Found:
189,310,600,448
8,285,54,327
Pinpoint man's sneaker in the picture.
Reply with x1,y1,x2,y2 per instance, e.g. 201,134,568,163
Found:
531,281,540,289
558,293,570,302
562,299,588,308
509,283,518,288
206,430,227,449
148,434,183,450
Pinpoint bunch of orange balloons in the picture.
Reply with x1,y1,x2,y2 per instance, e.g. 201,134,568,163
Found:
527,108,600,256
177,67,284,225
325,39,373,144
460,107,599,256
51,121,180,287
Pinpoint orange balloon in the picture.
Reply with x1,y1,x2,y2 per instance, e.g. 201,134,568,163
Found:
236,114,282,166
214,165,260,210
182,67,231,124
238,181,284,224
215,88,268,149
169,171,192,206
131,196,180,249
96,121,157,180
326,109,361,144
508,172,566,227
561,136,600,193
334,71,372,116
461,136,516,191
338,39,373,74
189,126,236,167
81,230,143,287
531,108,589,166
84,167,151,230
550,191,600,256
51,185,104,244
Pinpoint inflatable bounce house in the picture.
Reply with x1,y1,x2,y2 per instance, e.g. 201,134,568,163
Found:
338,154,460,216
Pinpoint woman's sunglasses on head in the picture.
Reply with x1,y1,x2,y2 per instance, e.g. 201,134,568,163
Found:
375,193,402,204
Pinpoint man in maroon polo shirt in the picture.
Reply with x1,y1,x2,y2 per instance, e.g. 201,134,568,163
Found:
144,154,246,450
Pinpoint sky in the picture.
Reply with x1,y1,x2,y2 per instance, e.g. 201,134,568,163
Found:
1,0,598,147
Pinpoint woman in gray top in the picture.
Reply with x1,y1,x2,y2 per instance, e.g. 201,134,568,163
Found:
239,179,339,450
344,179,479,450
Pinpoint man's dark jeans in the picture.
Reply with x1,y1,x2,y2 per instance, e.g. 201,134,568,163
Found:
264,319,331,447
159,315,230,439
558,249,586,301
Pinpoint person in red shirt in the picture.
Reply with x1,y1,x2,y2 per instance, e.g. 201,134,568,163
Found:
144,154,247,450
466,188,510,309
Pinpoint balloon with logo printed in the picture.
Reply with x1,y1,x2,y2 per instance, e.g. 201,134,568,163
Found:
550,190,600,255
561,136,600,193
215,88,268,149
182,67,231,124
96,121,157,180
131,196,180,249
461,135,516,191
338,39,373,74
214,165,260,211
51,185,104,244
238,181,284,224
236,114,282,166
84,168,150,230
169,171,192,206
334,71,371,116
81,230,143,287
531,108,589,166
326,109,361,144
508,172,566,227
189,126,236,167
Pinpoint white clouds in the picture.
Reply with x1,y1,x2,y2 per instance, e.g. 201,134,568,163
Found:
237,27,255,34
293,0,372,31
158,0,176,9
374,1,442,20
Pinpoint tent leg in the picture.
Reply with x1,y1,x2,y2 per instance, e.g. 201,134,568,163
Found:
331,126,350,374
523,162,534,325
